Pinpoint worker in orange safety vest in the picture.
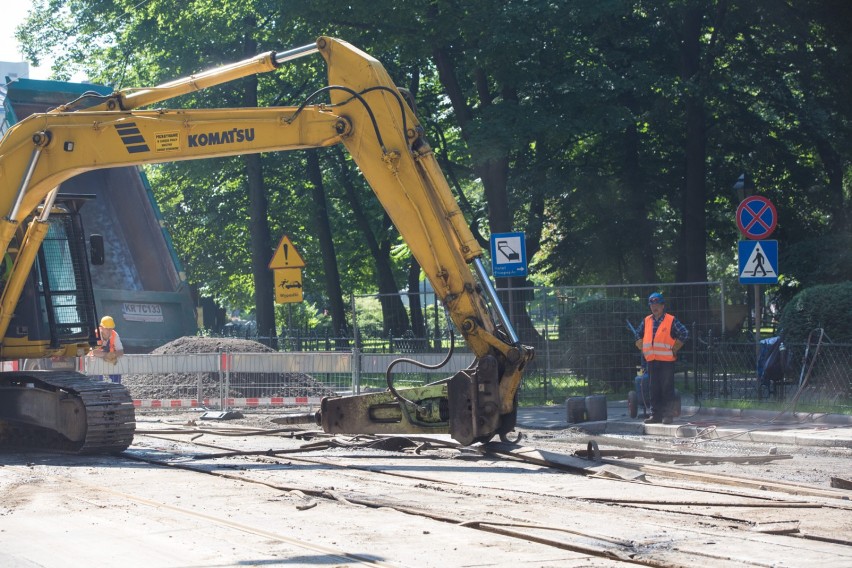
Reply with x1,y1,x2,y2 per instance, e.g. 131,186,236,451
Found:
88,315,124,382
634,293,688,424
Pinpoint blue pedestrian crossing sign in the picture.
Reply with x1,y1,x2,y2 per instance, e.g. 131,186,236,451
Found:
490,232,528,278
739,240,778,284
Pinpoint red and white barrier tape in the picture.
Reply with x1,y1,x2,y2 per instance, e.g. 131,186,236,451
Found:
133,396,322,408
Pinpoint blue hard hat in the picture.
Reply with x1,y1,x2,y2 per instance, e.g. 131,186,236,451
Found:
648,292,665,305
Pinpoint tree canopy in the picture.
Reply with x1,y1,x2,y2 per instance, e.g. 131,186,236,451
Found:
15,0,852,333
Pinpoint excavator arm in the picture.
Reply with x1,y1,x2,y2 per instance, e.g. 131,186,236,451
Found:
0,37,533,448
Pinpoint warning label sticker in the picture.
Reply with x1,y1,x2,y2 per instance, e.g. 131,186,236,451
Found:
155,131,181,152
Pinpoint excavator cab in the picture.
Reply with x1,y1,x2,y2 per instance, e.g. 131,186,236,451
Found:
2,196,100,360
0,196,135,454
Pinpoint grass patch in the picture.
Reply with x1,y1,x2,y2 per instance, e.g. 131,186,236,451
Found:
698,398,852,415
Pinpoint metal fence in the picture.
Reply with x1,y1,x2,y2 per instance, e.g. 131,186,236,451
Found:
697,336,852,412
348,282,729,404
23,281,848,415
77,350,475,411
344,282,848,413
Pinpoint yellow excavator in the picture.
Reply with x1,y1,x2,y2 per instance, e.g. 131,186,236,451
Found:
0,37,533,453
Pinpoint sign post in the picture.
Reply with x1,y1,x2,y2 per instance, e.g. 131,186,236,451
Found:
736,196,779,360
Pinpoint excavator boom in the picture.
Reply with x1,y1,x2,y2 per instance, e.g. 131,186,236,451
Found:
0,37,533,451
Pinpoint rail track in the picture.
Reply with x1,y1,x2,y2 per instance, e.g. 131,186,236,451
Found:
118,421,852,567
2,418,850,567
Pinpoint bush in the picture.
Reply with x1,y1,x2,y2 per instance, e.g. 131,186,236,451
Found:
778,282,852,343
559,297,648,391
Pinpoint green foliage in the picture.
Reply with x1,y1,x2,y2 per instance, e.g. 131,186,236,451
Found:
352,296,387,337
779,233,852,304
779,282,852,343
16,0,852,321
558,297,647,390
276,301,333,335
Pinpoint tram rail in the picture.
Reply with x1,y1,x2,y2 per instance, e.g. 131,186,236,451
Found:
121,421,852,566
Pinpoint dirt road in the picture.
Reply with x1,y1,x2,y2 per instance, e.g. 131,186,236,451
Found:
1,413,850,567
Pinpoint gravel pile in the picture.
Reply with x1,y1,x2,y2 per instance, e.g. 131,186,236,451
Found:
121,336,337,400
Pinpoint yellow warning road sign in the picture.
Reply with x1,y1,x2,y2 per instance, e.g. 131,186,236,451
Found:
268,235,306,269
274,268,303,304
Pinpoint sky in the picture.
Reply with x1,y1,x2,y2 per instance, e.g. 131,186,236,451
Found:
1,3,52,80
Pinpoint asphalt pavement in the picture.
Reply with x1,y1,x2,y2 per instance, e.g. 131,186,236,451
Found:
516,397,852,448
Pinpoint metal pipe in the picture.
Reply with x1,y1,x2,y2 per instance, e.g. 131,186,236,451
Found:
38,188,60,222
274,44,320,66
473,257,519,345
9,144,44,221
116,43,319,112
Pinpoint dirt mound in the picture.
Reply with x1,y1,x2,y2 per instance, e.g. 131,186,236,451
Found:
150,336,276,355
121,337,337,401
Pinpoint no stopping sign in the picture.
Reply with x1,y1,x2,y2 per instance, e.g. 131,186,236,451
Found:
736,195,777,240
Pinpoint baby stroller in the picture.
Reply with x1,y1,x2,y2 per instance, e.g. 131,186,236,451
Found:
627,360,682,419
757,335,789,399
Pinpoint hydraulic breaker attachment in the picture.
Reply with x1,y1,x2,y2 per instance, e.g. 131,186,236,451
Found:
319,383,450,437
447,355,501,445
308,354,510,445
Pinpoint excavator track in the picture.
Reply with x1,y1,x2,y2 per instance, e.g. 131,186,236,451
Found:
0,370,136,454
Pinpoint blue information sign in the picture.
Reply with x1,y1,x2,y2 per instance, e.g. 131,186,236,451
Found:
738,240,779,284
490,232,528,278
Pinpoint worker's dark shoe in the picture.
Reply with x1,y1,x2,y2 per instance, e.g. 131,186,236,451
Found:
661,416,673,425
644,416,661,424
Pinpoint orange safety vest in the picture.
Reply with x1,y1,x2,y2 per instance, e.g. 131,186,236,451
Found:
99,329,117,352
642,313,676,361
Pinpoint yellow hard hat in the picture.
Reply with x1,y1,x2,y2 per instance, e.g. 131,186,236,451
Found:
100,316,115,329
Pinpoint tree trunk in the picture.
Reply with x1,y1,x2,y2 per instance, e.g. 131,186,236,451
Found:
408,257,426,340
305,150,347,336
675,6,712,328
622,103,658,283
813,138,848,232
432,45,544,345
243,150,275,340
677,6,709,286
333,149,410,336
241,28,275,343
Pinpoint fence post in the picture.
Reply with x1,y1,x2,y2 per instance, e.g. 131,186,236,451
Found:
352,347,361,395
689,321,697,399
216,349,222,409
543,288,550,401
351,293,360,351
198,357,204,406
224,352,231,410
217,350,231,411
350,292,361,395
